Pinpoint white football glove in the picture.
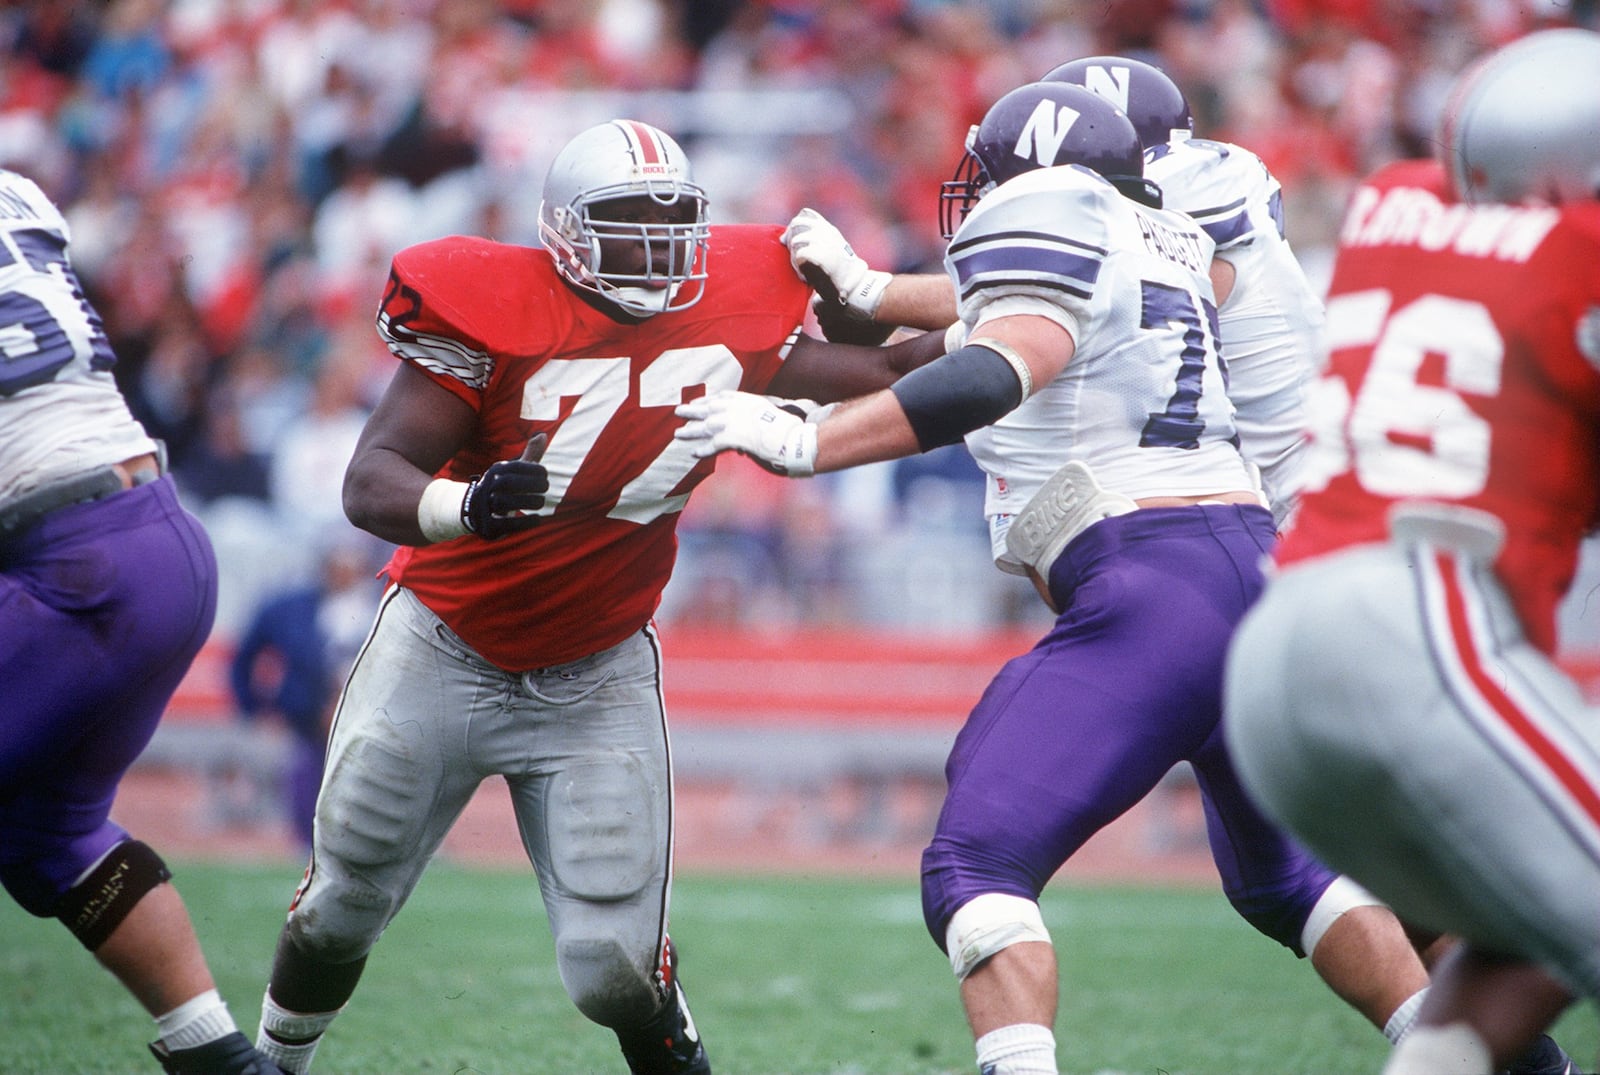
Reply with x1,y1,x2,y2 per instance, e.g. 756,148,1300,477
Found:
674,390,818,477
782,208,890,318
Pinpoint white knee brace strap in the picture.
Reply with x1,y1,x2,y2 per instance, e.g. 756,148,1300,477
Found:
1301,875,1386,957
944,893,1052,981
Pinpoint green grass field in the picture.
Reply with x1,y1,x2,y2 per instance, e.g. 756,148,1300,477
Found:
2,859,1594,1074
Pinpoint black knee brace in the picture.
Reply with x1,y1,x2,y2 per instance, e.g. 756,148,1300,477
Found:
54,840,172,951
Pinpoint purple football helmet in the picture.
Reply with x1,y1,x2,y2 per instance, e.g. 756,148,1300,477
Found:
939,81,1160,238
1041,55,1194,151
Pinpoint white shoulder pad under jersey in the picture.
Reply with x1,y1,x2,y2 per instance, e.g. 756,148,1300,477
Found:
0,169,154,502
1147,138,1324,528
945,165,1258,572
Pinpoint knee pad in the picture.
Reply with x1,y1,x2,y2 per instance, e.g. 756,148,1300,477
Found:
557,936,658,1028
282,865,391,966
943,893,1052,981
53,840,172,951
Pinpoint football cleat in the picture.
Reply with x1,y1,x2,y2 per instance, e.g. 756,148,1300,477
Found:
1503,1033,1580,1075
149,1031,288,1075
616,937,710,1075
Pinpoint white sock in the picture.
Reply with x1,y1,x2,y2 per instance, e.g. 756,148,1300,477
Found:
974,1023,1058,1075
1382,1023,1492,1075
156,988,239,1051
256,991,342,1074
1384,987,1427,1044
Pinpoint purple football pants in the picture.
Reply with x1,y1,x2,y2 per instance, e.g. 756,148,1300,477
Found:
921,503,1336,954
0,477,217,915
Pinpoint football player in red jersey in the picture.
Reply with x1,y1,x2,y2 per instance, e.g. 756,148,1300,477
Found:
1224,29,1600,1075
250,118,946,1075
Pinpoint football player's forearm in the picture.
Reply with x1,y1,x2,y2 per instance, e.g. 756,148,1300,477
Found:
876,274,958,331
813,393,922,473
772,328,948,402
887,328,950,377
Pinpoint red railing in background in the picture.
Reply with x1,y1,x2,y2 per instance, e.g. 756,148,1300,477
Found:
166,631,1600,727
163,626,1046,728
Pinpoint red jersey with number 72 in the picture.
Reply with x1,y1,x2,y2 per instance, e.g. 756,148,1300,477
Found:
1276,159,1600,654
375,224,810,670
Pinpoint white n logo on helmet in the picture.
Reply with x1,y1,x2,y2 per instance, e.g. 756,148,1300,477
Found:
1081,65,1132,113
1013,100,1080,167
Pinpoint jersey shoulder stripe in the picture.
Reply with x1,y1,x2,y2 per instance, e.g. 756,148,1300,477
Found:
378,309,492,389
1182,194,1253,246
1148,138,1280,249
947,167,1118,311
949,229,1104,300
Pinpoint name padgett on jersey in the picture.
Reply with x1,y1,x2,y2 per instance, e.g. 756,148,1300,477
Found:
1135,212,1208,273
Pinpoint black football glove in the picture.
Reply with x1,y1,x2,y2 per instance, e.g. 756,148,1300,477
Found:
461,434,549,540
801,263,896,346
811,294,896,345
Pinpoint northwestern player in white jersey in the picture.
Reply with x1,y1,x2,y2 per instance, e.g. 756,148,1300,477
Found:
677,83,1434,1075
786,59,1322,534
0,170,285,1075
1042,55,1322,530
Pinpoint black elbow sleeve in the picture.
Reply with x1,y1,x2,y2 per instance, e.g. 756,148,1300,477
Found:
889,342,1027,452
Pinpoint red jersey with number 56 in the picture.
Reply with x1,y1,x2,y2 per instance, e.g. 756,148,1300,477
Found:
375,224,810,670
1277,159,1600,653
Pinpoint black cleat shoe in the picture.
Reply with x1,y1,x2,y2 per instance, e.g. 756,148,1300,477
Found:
149,1031,288,1075
1504,1033,1579,1075
616,938,710,1075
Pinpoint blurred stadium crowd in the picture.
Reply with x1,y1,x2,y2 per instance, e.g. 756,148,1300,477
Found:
4,0,1591,639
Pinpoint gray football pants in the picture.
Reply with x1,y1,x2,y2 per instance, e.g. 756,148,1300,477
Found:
1225,537,1600,998
286,585,676,1028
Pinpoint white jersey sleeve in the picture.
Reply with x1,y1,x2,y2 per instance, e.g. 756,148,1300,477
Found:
1146,137,1283,252
1146,139,1324,527
0,169,156,502
945,165,1258,572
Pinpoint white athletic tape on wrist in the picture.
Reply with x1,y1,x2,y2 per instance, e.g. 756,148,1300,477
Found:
852,269,891,317
780,421,818,477
1300,874,1386,957
944,893,1052,981
417,478,471,543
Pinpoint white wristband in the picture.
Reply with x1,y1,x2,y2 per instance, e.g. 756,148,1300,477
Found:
850,269,891,317
782,422,819,477
417,478,471,543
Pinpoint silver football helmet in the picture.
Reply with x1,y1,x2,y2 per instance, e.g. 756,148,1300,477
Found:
538,120,711,316
1441,28,1600,206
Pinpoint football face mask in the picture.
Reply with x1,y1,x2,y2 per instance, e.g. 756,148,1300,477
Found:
539,119,711,317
